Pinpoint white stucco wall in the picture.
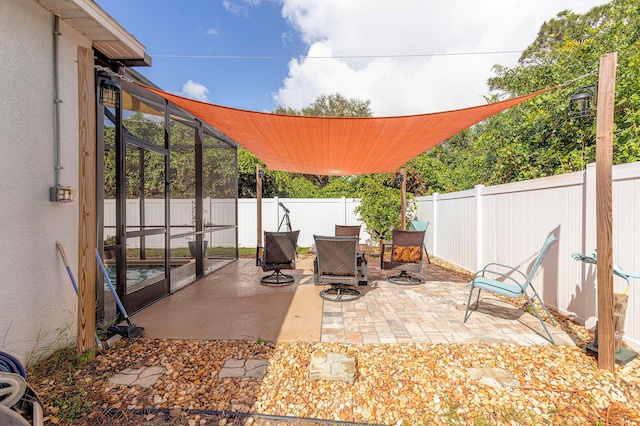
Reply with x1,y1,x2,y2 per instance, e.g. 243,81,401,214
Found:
0,0,92,365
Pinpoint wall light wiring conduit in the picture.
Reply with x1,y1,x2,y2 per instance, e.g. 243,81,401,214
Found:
52,14,62,187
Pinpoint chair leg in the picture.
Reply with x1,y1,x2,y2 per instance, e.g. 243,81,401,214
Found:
261,270,295,286
387,270,424,285
423,243,431,264
524,292,556,345
529,287,557,326
464,286,483,323
464,287,473,323
320,285,361,302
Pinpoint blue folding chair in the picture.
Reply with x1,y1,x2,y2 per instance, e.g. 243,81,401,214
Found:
464,234,558,344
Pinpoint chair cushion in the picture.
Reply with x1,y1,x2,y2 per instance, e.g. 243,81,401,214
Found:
392,246,421,263
470,277,524,299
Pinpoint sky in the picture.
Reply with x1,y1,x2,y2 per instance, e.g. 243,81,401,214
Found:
95,0,609,116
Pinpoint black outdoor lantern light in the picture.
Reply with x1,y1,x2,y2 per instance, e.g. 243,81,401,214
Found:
569,82,598,119
100,79,120,108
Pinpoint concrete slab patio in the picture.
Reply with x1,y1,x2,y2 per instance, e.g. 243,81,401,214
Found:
129,257,322,342
129,255,576,346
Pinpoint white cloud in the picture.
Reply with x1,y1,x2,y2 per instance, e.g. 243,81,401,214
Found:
180,80,209,102
275,0,609,116
222,1,244,16
223,0,262,17
207,27,218,36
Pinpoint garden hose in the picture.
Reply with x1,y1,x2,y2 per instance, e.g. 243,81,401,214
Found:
0,352,25,379
0,373,27,408
0,351,27,408
103,408,385,425
0,352,43,425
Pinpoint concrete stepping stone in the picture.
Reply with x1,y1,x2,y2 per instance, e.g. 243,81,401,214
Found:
309,350,356,384
219,358,268,379
466,366,519,390
108,366,167,388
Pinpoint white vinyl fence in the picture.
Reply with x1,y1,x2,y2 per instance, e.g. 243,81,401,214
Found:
237,197,366,248
104,161,640,350
104,197,367,249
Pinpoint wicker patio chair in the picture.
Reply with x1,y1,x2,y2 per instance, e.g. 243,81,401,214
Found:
335,224,368,284
334,225,361,239
381,229,426,285
314,235,362,302
256,230,299,286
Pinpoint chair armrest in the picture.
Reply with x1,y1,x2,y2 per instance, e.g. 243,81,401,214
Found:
473,263,528,290
256,245,263,267
477,263,528,280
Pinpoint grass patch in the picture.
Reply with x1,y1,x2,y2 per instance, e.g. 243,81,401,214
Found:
440,396,463,425
238,247,256,256
28,345,98,423
52,388,92,422
27,346,95,383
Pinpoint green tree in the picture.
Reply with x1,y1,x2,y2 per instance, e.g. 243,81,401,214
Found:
104,113,239,199
354,175,416,247
237,148,263,198
291,93,373,118
482,0,640,183
412,0,640,191
408,130,483,195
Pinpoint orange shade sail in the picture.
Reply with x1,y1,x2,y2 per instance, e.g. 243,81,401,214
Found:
139,83,548,176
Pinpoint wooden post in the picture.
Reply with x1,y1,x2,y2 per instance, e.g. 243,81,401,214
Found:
613,294,628,352
400,168,406,231
256,165,263,247
595,52,617,372
77,47,97,354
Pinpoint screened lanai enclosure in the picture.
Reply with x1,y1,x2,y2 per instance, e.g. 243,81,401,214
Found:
96,63,239,323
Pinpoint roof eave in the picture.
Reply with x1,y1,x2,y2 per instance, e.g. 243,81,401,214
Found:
34,0,151,67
